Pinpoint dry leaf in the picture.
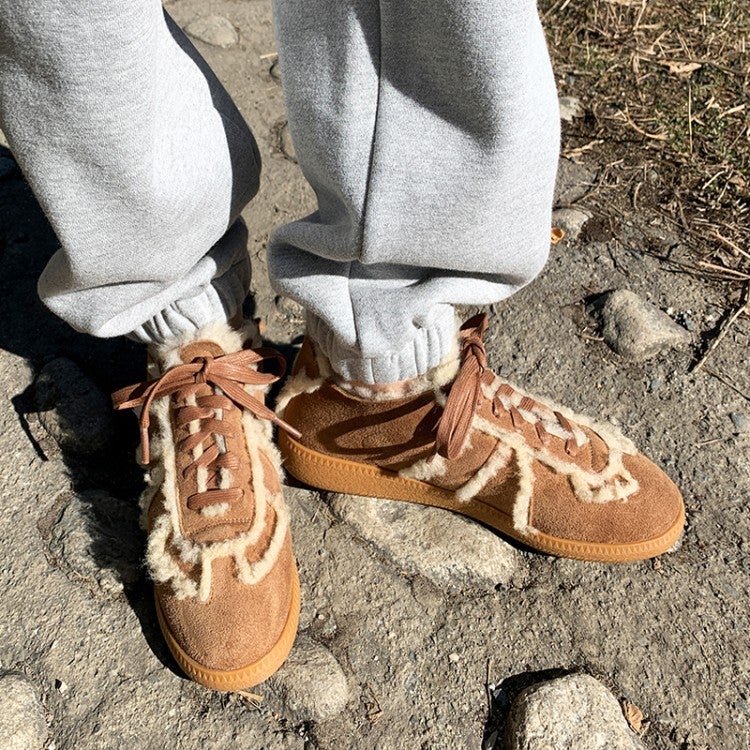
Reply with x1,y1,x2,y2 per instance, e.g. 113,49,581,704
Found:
620,698,645,734
235,689,264,704
660,60,702,76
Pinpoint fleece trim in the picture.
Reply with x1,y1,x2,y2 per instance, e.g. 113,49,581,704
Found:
142,321,288,602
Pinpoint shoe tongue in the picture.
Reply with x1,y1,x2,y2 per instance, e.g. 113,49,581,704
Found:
179,340,227,363
171,338,259,544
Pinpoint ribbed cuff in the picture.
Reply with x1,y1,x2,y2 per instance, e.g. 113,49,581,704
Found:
127,221,251,346
306,305,458,383
128,255,250,346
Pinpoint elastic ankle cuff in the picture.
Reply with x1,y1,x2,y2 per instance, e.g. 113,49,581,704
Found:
128,255,250,346
306,306,459,384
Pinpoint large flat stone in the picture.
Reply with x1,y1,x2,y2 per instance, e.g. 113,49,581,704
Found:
329,494,518,591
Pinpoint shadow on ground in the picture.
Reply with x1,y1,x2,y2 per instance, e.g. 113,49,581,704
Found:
0,146,178,674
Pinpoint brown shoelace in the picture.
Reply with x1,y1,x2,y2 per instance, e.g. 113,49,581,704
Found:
435,314,582,460
112,346,301,511
435,314,489,459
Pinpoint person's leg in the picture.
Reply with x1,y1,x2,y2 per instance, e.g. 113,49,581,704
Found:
0,0,299,689
0,0,259,343
270,0,559,383
271,0,685,560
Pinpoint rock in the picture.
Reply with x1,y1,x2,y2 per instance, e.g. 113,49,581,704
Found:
551,207,591,242
559,96,584,123
0,128,8,148
34,358,117,455
555,158,596,206
730,412,749,433
48,491,143,595
184,16,239,48
596,290,691,361
679,313,697,332
329,494,517,591
505,674,644,750
0,155,17,179
275,293,304,323
265,636,351,722
0,673,47,750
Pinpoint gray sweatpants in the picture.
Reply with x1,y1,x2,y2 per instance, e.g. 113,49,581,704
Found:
0,0,559,383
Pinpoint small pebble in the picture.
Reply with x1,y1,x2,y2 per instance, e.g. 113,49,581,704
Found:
551,207,591,242
505,674,644,749
676,311,697,332
184,15,239,48
596,290,691,361
729,412,749,433
265,636,351,723
559,96,584,122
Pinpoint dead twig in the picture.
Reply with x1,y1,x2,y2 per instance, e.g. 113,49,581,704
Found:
611,109,668,141
712,231,750,261
562,139,604,159
692,283,750,372
703,367,750,403
697,261,750,280
694,436,736,446
363,683,383,726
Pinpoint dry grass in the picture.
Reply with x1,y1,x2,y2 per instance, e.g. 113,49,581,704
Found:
541,0,749,287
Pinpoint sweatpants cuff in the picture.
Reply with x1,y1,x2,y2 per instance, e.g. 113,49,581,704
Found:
128,255,250,346
306,306,458,384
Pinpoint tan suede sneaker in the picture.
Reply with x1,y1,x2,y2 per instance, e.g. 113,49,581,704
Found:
276,314,685,562
113,322,301,690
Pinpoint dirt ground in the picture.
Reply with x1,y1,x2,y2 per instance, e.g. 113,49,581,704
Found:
0,1,748,749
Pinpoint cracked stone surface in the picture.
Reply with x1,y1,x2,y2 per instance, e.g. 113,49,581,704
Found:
329,493,519,591
34,358,117,456
46,491,143,596
554,157,596,206
0,1,748,748
505,674,644,750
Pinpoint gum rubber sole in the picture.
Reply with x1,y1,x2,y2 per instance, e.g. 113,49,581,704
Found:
279,431,685,563
155,565,301,691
